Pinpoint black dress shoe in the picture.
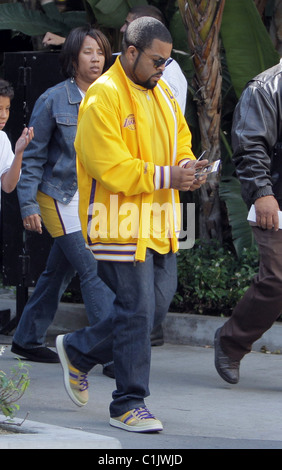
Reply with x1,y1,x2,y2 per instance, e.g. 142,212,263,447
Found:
11,342,59,363
103,362,115,379
214,328,240,384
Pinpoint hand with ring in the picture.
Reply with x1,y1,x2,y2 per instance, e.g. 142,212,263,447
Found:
23,214,42,234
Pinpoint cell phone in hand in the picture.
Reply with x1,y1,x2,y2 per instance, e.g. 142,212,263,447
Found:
195,159,221,178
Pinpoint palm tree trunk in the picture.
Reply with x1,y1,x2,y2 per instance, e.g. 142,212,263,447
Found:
178,0,225,240
254,0,268,17
270,0,282,56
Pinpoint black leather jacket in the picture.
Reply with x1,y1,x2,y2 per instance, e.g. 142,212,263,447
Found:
231,60,282,208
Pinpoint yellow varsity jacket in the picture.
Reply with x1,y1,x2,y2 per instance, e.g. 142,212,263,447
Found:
75,56,195,262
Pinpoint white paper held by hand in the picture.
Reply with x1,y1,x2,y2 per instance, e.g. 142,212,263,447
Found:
247,204,282,229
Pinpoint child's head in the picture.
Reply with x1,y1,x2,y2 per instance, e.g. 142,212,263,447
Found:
0,78,14,131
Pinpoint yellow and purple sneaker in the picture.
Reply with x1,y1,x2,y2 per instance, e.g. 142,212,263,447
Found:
110,407,163,432
56,335,88,407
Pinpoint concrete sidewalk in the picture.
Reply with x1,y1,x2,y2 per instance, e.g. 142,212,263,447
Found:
1,290,282,449
1,340,282,449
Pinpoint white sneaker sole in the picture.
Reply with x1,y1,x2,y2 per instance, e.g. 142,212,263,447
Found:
109,417,163,433
56,334,87,407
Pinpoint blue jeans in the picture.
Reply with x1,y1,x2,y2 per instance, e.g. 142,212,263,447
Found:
64,249,177,417
13,230,115,348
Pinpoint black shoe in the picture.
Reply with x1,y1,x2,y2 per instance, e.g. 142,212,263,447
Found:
11,342,59,363
103,362,115,379
150,324,164,347
214,328,240,384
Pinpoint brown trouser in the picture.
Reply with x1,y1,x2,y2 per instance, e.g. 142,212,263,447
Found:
220,226,282,361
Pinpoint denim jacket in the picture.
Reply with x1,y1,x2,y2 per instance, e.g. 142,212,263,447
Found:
17,78,82,219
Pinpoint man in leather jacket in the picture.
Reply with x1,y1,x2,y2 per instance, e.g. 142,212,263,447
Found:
214,59,282,385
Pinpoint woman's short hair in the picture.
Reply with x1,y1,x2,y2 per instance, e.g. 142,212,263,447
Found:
0,78,14,100
60,25,112,79
122,16,172,53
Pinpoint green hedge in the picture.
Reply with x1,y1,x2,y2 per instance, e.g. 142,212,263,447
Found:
62,239,260,319
171,239,259,317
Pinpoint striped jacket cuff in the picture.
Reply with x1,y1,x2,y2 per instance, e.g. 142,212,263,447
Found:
154,166,171,190
178,158,192,168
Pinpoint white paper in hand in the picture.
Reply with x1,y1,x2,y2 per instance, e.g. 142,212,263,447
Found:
247,204,282,229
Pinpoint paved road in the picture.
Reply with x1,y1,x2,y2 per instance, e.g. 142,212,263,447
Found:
1,338,282,450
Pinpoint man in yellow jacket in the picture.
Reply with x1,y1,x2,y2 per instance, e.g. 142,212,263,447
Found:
56,17,208,433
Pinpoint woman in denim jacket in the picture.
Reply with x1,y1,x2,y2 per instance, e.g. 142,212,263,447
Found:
11,26,115,368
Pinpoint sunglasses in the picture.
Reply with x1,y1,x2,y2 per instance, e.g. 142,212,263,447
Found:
136,47,172,69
